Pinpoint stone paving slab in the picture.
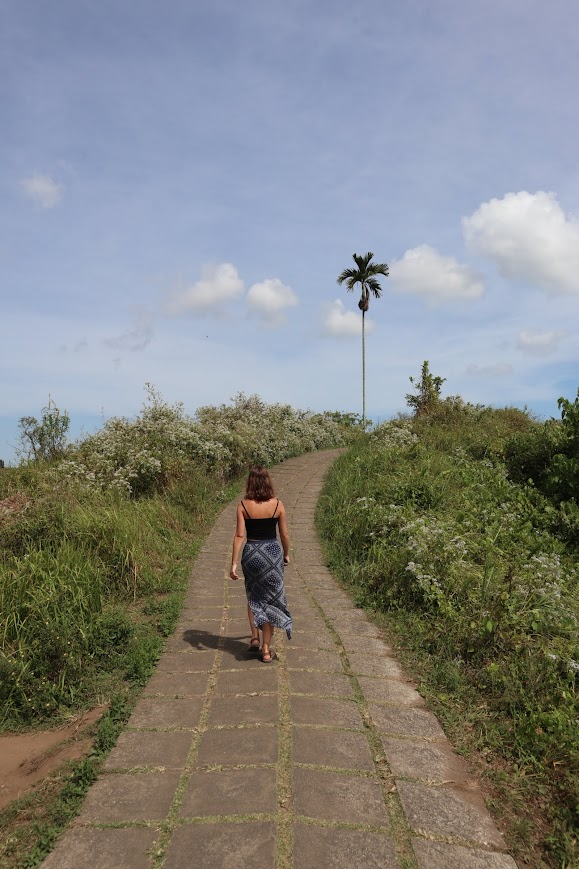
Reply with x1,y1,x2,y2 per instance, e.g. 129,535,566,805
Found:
155,650,216,672
397,780,507,849
291,695,364,729
357,674,425,706
143,670,211,696
294,824,398,869
208,695,279,726
289,631,335,650
196,724,279,766
293,767,388,826
381,736,475,784
77,771,181,822
335,620,385,638
40,449,515,868
180,767,277,817
218,646,270,667
293,725,375,769
369,704,448,741
288,670,353,698
285,647,343,671
347,653,406,679
41,828,159,869
169,625,223,651
412,839,518,868
103,731,192,769
127,697,204,729
163,822,276,868
340,635,395,656
214,668,278,695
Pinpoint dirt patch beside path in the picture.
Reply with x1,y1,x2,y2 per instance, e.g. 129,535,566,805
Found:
0,705,108,811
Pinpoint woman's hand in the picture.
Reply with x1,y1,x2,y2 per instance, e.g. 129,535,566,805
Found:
283,555,290,565
230,563,239,581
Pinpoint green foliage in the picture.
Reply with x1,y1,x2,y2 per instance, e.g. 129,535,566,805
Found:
17,399,70,462
317,408,578,866
505,388,579,510
405,360,446,416
550,390,579,502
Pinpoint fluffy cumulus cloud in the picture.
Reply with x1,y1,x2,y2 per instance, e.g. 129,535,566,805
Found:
466,363,513,377
389,245,484,304
322,299,375,337
246,278,299,327
463,191,579,295
20,173,63,208
516,329,568,356
163,263,245,316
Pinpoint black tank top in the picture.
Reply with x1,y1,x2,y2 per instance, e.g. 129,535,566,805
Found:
241,500,280,540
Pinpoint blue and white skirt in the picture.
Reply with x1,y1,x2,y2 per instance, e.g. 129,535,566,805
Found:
241,539,292,639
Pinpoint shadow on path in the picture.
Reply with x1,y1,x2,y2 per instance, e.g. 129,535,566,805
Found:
181,629,255,661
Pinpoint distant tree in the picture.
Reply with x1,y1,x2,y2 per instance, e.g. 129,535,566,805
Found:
337,252,389,427
406,361,446,417
17,398,70,462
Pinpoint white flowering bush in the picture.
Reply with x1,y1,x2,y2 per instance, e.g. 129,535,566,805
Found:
369,419,418,448
55,388,347,496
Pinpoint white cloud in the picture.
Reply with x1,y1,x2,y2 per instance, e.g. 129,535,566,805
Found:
516,329,568,356
20,173,64,208
389,245,484,304
466,363,513,377
163,263,245,315
463,191,579,295
246,278,299,327
322,299,376,337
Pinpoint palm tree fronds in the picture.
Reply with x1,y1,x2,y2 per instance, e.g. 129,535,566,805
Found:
353,252,374,271
336,267,359,288
365,277,384,298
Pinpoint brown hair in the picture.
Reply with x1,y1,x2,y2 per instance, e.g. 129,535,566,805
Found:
245,465,275,502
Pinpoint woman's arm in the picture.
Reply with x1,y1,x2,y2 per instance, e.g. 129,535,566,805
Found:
277,501,291,564
230,503,246,580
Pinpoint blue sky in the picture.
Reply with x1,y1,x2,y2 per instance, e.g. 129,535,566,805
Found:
2,0,579,462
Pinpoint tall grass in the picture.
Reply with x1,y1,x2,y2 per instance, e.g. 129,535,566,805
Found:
0,473,226,727
317,408,578,868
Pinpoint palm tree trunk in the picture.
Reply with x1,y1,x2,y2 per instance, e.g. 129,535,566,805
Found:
362,308,366,427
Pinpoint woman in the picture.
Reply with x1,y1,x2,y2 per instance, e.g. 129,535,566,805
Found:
230,465,292,662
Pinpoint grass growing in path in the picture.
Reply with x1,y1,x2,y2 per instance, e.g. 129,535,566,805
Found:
317,409,578,868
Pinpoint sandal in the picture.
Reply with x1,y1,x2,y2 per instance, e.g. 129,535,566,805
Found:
261,649,274,663
249,637,260,652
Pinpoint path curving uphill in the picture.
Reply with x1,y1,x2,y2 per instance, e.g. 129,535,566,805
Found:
41,449,516,868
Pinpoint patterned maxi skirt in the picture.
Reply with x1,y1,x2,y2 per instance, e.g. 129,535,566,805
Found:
241,539,292,639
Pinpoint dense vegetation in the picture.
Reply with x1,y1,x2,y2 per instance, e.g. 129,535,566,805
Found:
0,390,349,867
0,389,347,730
317,379,578,868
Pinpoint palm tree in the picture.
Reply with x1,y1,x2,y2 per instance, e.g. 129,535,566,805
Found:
337,251,389,427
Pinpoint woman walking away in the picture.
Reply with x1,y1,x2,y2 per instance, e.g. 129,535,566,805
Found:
230,466,292,662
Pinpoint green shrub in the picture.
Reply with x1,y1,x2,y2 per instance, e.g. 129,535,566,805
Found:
318,413,578,865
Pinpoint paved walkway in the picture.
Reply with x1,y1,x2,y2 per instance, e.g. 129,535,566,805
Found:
42,450,517,869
